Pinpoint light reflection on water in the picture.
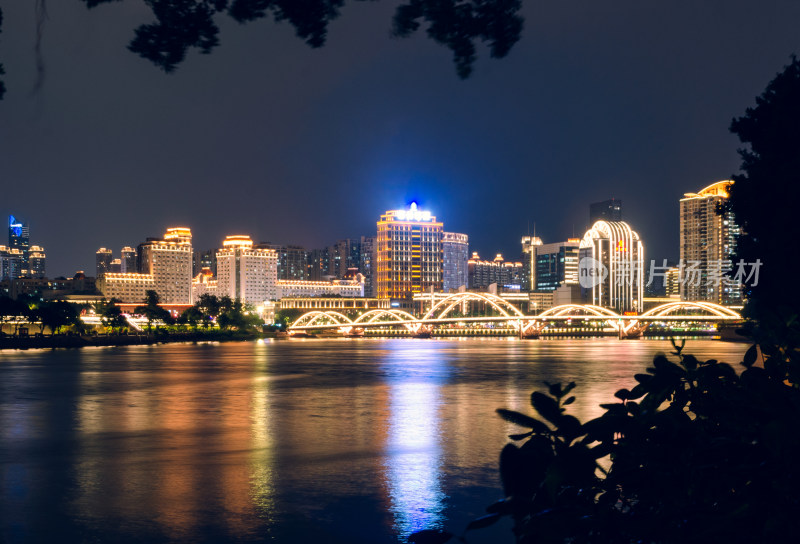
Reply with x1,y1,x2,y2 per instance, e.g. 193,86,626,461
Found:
0,338,749,543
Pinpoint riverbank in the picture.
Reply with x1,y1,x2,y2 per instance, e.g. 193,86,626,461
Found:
0,330,276,350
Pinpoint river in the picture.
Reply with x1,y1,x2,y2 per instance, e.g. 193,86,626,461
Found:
0,338,748,543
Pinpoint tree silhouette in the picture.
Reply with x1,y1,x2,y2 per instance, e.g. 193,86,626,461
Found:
77,0,523,77
728,55,800,338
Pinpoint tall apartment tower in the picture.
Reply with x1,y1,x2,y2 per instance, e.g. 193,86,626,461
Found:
679,181,742,305
376,203,443,299
138,227,194,304
27,246,47,278
521,235,543,291
579,221,644,313
216,235,278,304
442,232,469,292
96,248,113,278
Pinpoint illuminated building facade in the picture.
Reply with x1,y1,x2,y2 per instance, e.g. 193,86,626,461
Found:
8,215,30,271
534,239,580,292
276,275,364,298
138,227,194,304
191,268,218,300
579,221,644,313
216,235,278,305
0,246,24,281
97,272,156,303
376,203,443,299
277,296,388,312
680,181,742,305
27,246,46,279
96,248,113,278
467,252,523,290
307,248,330,281
442,232,469,292
520,235,543,291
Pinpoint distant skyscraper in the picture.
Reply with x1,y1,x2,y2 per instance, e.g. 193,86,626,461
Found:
307,247,330,281
535,239,581,292
8,215,30,270
579,221,643,313
96,248,113,278
121,247,137,274
376,203,443,299
279,245,309,281
360,236,376,297
138,227,193,304
27,246,46,279
679,181,741,305
521,235,543,291
442,232,469,292
0,246,24,280
216,235,278,304
110,259,122,274
589,199,623,223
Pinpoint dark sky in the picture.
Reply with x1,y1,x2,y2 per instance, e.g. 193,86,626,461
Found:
2,1,799,277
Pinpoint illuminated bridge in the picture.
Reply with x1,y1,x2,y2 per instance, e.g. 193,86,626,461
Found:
287,293,742,338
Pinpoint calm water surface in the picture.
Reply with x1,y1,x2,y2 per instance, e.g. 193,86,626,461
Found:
0,338,748,543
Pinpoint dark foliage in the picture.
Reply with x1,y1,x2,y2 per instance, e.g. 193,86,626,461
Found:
412,340,800,544
729,56,800,334
77,0,522,77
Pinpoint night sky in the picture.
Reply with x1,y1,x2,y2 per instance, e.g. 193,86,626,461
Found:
2,1,799,277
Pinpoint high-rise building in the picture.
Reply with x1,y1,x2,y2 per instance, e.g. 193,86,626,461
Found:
96,248,113,278
679,181,742,305
534,239,581,292
376,203,443,299
359,236,376,297
0,246,24,280
27,246,46,279
443,232,469,292
138,227,194,304
216,235,278,304
521,235,543,291
8,215,30,271
307,247,330,281
110,259,122,273
579,221,644,313
121,247,137,274
589,199,623,223
280,245,309,281
467,252,524,290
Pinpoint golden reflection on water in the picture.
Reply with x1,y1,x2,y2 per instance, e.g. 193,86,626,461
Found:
0,338,749,543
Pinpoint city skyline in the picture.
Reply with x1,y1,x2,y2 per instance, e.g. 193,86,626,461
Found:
3,2,799,277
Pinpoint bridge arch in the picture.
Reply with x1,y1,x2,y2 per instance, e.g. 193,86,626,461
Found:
290,310,353,329
537,304,621,319
352,309,418,331
641,301,741,319
422,292,525,321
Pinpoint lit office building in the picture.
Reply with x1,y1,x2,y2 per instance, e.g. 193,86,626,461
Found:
27,246,46,279
328,239,361,279
468,252,524,290
216,235,278,304
376,203,443,299
521,235,543,291
680,181,742,305
98,272,156,303
277,275,364,298
579,221,644,313
443,232,469,292
96,248,113,278
121,247,137,273
138,227,194,304
534,239,581,292
272,245,309,281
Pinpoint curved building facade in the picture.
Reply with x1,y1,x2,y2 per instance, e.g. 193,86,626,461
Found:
579,221,644,313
